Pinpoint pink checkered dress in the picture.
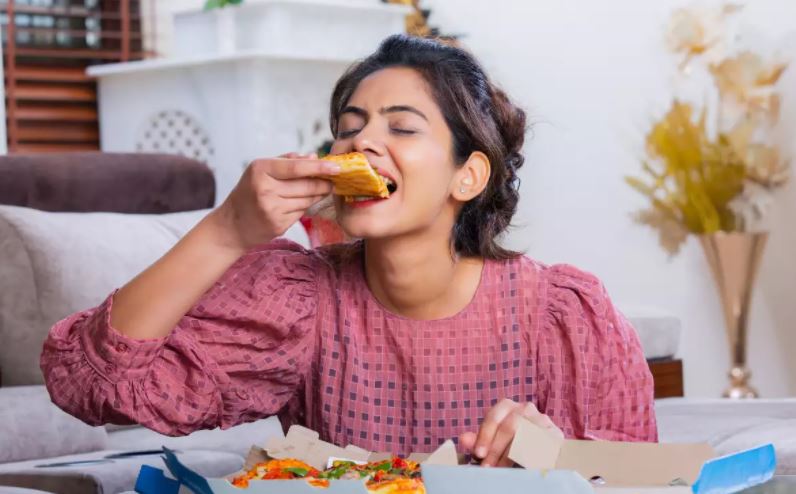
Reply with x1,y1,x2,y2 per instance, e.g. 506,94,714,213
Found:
41,239,657,454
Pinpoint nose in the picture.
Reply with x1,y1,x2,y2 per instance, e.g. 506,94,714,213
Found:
351,123,386,159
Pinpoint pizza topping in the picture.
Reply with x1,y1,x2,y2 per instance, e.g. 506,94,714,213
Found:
231,457,424,492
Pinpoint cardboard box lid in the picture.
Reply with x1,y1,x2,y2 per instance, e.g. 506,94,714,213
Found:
260,425,458,470
508,416,777,491
152,421,776,494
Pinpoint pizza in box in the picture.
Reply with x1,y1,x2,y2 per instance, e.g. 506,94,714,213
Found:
231,457,425,493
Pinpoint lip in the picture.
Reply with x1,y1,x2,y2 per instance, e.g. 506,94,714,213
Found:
371,166,397,186
343,195,390,209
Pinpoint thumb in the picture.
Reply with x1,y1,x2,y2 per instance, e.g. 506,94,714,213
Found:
458,431,477,452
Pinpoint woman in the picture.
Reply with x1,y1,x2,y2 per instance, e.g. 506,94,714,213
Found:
41,35,656,468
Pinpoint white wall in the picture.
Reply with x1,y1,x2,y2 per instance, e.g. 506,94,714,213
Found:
429,0,796,397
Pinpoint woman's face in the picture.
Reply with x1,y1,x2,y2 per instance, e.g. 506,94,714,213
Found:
330,67,461,240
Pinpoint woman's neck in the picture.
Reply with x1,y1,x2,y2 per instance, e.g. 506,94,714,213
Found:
363,235,484,320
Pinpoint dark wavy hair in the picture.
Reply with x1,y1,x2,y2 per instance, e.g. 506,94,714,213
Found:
330,35,526,260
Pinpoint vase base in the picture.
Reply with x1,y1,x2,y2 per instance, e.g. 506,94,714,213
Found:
723,366,759,399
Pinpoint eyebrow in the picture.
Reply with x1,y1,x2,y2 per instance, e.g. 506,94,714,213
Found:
340,105,428,122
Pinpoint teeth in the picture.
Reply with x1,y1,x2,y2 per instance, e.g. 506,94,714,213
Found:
381,176,394,186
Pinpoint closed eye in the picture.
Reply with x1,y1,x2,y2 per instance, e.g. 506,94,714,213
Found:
391,128,416,135
337,128,361,139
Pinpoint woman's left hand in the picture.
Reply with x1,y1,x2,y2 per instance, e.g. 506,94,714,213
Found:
459,399,564,467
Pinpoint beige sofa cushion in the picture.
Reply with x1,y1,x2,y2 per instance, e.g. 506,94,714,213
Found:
0,385,107,463
0,205,308,386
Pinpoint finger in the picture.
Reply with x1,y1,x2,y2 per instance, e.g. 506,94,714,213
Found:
282,194,330,214
497,445,514,468
485,403,542,467
276,178,334,198
458,432,477,454
473,400,517,461
277,151,317,159
268,159,341,180
482,411,520,467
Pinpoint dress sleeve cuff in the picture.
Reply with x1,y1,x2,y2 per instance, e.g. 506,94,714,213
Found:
80,290,167,382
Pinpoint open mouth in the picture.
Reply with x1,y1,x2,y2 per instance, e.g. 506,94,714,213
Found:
382,175,398,194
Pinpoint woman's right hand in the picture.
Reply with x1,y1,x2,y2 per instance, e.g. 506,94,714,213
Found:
108,152,339,340
212,152,340,252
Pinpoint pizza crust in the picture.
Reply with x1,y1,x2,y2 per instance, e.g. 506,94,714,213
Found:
322,152,390,199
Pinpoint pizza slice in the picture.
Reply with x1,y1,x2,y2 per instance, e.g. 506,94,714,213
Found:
368,478,426,494
321,152,392,201
231,458,319,488
230,456,425,493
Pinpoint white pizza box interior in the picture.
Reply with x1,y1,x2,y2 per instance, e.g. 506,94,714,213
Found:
150,418,776,494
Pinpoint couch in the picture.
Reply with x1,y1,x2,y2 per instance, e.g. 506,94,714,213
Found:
0,154,300,493
0,153,793,493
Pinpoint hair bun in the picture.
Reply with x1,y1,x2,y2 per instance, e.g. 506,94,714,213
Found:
490,85,526,170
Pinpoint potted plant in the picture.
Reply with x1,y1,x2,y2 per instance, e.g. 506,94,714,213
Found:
627,3,789,398
204,0,243,9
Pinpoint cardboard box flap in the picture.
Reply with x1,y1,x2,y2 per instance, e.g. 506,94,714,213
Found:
345,444,371,457
242,446,270,471
407,440,458,465
162,447,213,494
366,452,392,463
263,426,459,471
556,440,714,487
265,425,371,470
509,417,714,487
691,444,776,494
507,414,568,471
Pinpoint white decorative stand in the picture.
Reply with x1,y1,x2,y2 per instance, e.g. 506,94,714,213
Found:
89,0,409,202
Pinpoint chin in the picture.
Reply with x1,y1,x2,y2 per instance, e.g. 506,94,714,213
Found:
337,216,396,240
334,194,400,239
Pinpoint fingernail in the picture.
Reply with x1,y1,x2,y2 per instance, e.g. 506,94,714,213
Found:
481,462,491,468
475,446,487,458
323,163,341,174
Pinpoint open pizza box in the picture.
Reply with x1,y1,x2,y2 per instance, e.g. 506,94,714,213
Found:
139,420,775,494
507,416,777,494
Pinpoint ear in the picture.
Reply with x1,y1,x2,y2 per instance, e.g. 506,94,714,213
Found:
452,151,490,201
